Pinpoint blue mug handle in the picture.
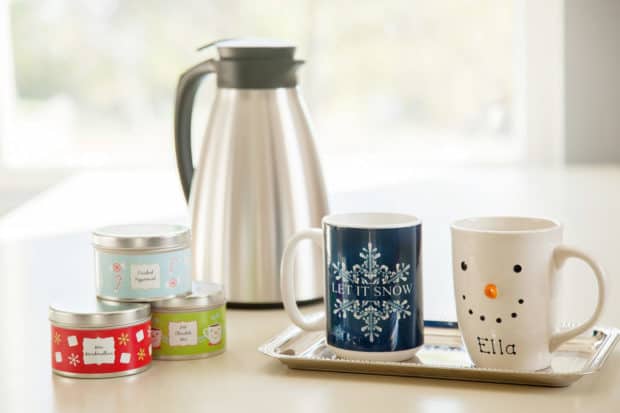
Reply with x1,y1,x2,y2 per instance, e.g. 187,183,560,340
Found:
280,228,325,331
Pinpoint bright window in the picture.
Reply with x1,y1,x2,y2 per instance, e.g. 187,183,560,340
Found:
3,0,517,184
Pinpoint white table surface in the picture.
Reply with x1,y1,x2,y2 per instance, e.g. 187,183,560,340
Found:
1,165,619,413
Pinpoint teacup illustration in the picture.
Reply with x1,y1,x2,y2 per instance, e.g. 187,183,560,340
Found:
204,324,222,345
151,328,162,349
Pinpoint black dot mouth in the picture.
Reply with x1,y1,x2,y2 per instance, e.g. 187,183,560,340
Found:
470,312,518,322
463,293,520,323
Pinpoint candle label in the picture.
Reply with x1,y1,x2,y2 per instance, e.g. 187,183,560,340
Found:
168,321,198,346
130,264,161,289
83,337,115,365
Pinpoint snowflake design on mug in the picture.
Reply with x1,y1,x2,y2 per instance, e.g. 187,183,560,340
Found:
137,348,146,361
331,242,412,342
54,332,62,345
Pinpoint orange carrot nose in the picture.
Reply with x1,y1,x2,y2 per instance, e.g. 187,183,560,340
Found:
484,283,498,299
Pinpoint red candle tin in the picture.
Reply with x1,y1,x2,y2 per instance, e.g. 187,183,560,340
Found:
49,299,152,378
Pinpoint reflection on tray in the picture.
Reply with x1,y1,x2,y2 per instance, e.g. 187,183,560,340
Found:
260,324,619,387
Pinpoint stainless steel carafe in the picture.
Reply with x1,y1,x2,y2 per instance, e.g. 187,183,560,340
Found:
174,40,328,307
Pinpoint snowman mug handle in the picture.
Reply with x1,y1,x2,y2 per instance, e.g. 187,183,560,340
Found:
549,245,607,352
280,229,325,331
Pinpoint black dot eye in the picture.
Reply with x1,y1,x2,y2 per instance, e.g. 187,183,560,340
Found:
468,309,473,315
462,294,466,300
513,264,522,273
480,315,485,321
496,317,502,323
511,312,517,318
518,299,524,304
461,261,467,271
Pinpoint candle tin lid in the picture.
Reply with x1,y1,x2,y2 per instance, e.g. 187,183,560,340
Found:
49,298,151,328
151,282,225,311
92,224,191,250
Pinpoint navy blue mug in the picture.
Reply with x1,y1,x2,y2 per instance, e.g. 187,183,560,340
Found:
281,213,423,361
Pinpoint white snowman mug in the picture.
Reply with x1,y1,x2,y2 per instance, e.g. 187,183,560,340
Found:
451,216,606,371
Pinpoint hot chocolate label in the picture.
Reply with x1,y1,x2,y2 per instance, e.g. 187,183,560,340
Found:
51,321,151,375
168,321,198,346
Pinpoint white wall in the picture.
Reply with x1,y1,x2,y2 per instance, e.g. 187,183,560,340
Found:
0,0,15,148
519,0,565,164
565,0,620,163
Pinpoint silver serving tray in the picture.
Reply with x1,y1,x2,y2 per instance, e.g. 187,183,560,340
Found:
259,322,619,387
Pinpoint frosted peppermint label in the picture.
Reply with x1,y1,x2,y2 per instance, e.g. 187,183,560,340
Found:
168,321,198,346
130,264,161,289
82,337,115,365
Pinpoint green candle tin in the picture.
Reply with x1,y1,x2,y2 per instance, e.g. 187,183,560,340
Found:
151,282,226,360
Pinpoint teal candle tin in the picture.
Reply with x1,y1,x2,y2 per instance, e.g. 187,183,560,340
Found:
93,224,192,302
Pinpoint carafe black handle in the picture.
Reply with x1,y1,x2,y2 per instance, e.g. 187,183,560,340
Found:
174,59,217,201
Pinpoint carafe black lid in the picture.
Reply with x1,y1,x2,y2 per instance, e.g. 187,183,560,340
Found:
199,38,303,89
209,39,296,60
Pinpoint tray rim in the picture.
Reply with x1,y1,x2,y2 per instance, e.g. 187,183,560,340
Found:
258,324,620,385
